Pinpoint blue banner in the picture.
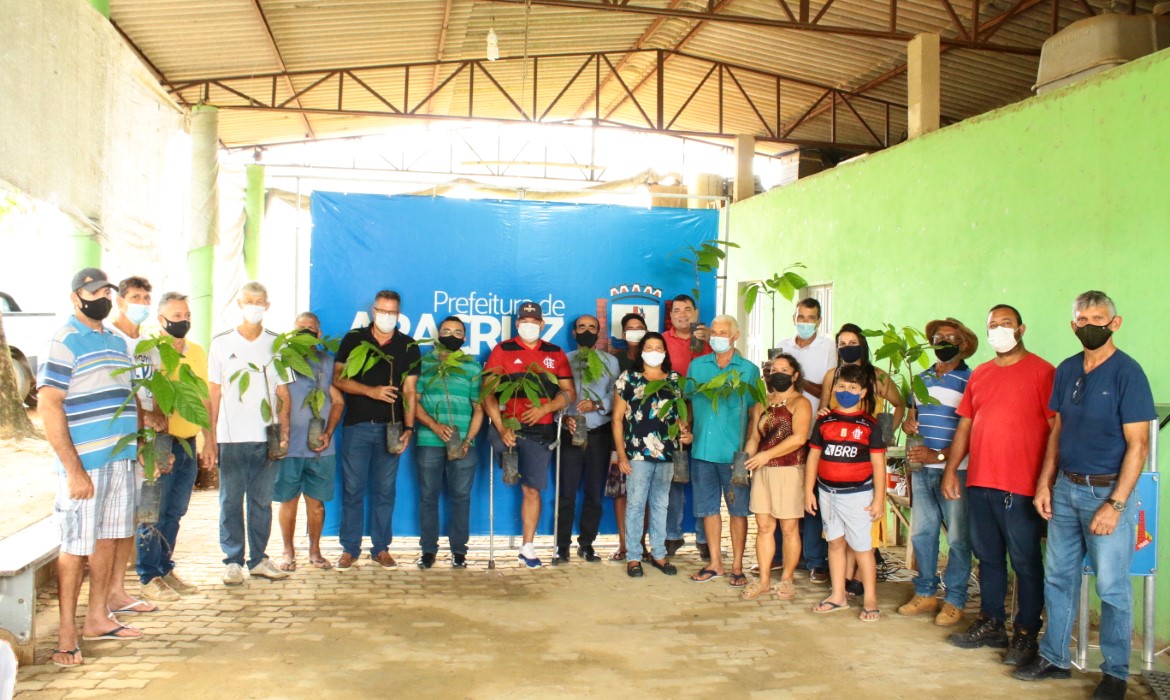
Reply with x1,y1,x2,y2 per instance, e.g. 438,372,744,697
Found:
309,193,720,539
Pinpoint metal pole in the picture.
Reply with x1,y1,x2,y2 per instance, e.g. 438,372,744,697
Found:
553,414,564,563
488,444,496,569
1077,571,1091,669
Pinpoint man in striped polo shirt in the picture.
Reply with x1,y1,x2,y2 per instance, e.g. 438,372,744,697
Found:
39,268,144,668
897,317,977,628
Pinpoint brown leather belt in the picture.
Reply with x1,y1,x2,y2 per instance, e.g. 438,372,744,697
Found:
1061,470,1118,487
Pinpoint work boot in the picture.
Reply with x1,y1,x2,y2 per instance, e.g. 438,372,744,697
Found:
1012,656,1072,682
1001,628,1039,666
1092,674,1127,700
897,594,940,616
934,602,964,627
948,614,1008,649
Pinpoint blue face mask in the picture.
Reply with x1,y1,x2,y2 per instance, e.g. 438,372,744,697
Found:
835,390,862,409
709,336,731,354
125,303,151,325
795,322,817,340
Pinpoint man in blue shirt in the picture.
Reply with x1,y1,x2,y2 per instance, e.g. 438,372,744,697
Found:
1015,291,1155,700
687,315,759,587
898,318,976,629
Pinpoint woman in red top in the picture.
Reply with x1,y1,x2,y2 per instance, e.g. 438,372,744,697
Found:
742,354,812,600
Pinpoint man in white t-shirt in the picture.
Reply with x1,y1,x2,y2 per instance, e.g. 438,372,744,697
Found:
208,282,292,585
769,298,837,582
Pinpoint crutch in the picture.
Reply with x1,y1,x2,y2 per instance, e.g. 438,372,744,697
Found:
487,443,496,570
551,413,564,563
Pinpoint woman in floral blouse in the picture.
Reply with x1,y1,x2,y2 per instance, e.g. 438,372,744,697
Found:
613,332,692,578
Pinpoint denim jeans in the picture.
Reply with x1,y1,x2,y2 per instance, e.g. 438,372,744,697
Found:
967,485,1045,630
137,437,198,584
415,445,477,556
911,468,972,606
1039,478,1137,678
218,441,275,569
340,422,402,557
556,427,611,548
626,459,673,562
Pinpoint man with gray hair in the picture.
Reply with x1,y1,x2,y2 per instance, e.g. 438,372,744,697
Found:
686,314,759,586
1014,291,1155,700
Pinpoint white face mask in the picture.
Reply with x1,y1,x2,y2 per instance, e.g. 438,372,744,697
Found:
241,304,266,324
987,326,1019,354
625,329,647,345
517,321,541,343
374,312,398,333
641,351,666,368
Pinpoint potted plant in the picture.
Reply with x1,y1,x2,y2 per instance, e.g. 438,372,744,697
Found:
411,341,482,460
483,362,560,485
678,239,739,352
862,323,938,471
339,340,409,455
227,330,323,460
739,264,809,351
688,369,768,496
641,374,693,483
112,335,211,528
300,334,342,451
569,345,615,447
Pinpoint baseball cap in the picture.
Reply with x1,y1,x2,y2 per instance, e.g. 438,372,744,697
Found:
71,268,117,294
516,301,543,321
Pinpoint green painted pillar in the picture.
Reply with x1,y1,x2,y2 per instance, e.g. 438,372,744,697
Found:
87,0,110,19
72,231,101,272
189,105,219,349
243,164,265,281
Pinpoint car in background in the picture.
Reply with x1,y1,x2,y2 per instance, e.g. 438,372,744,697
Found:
1,291,62,408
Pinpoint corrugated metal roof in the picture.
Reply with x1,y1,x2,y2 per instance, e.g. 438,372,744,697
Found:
109,0,1163,152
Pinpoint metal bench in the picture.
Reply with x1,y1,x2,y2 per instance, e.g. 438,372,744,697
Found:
0,518,60,665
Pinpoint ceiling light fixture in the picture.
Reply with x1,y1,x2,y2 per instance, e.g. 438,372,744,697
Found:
487,27,500,61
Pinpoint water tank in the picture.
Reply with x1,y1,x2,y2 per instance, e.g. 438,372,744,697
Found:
1034,5,1170,94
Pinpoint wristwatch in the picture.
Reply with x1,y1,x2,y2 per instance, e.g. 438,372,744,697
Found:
936,452,946,462
1108,498,1126,512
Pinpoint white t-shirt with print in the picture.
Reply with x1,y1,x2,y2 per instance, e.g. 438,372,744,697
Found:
208,327,286,444
106,324,160,412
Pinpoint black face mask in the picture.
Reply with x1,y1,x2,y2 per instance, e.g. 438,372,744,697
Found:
1075,322,1113,351
838,345,864,364
438,335,464,352
766,372,794,393
575,330,598,348
934,344,961,362
297,328,319,339
78,296,113,322
164,319,191,339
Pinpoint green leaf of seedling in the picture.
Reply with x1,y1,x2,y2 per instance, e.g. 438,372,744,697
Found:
260,399,272,424
248,362,260,372
742,284,759,314
237,371,251,398
174,382,211,429
111,433,139,463
149,375,177,416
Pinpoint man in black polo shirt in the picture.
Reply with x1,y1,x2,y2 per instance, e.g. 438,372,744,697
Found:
484,301,576,568
332,290,421,570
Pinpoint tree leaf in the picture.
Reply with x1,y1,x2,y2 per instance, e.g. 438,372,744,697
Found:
237,371,251,398
742,284,759,314
260,399,272,424
149,374,177,416
174,382,211,429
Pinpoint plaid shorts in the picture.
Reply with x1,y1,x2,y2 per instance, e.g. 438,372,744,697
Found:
55,459,138,556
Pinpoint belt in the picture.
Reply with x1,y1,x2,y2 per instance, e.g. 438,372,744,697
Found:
817,478,874,495
1061,470,1118,487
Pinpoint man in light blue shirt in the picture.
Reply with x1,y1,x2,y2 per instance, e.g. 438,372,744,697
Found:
687,315,759,586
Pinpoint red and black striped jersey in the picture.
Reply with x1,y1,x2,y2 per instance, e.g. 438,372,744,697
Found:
809,410,886,485
484,338,572,426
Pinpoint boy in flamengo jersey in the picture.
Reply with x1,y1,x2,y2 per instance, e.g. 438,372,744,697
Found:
804,364,887,622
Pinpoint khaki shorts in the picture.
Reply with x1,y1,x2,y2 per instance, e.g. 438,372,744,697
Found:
749,466,805,520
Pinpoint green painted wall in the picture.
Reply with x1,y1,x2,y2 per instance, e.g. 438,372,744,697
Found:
727,48,1170,646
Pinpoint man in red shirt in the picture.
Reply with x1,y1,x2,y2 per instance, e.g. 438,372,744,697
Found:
942,304,1055,666
662,295,712,557
484,302,576,568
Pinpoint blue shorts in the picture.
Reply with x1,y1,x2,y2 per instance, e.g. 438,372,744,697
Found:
273,455,336,503
487,426,555,491
692,459,750,518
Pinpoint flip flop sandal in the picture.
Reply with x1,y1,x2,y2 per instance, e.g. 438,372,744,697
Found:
729,573,748,588
109,599,158,615
609,548,627,561
859,608,882,622
52,647,83,669
812,599,849,614
690,568,724,583
278,558,297,572
83,624,142,641
309,557,333,570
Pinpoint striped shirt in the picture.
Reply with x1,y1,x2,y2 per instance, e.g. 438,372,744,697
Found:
37,316,138,472
417,352,483,448
913,363,971,469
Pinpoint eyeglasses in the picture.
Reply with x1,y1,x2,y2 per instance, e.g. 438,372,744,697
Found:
438,329,466,338
1071,374,1085,405
932,333,962,344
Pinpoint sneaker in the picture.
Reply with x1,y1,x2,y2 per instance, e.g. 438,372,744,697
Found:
1011,656,1072,682
249,558,291,580
416,553,436,569
897,594,940,616
551,547,570,565
336,552,359,571
374,552,398,569
1092,674,1127,700
161,571,199,594
452,554,468,569
517,550,542,568
934,602,965,627
844,578,864,597
141,577,180,602
809,568,830,584
1002,628,1039,666
948,615,1008,649
665,539,685,557
222,563,245,586
576,545,601,562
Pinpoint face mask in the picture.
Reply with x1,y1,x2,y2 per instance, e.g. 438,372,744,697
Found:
163,318,191,339
767,372,793,392
374,312,397,333
795,322,817,340
297,328,320,339
517,321,541,343
575,330,598,348
78,296,113,322
838,345,864,364
624,329,646,345
641,351,666,368
835,390,862,409
934,344,961,362
1074,322,1113,351
438,335,464,352
709,336,731,354
241,304,266,324
125,303,151,326
987,326,1019,354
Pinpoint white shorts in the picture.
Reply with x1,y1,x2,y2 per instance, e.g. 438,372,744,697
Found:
55,459,138,556
818,486,875,552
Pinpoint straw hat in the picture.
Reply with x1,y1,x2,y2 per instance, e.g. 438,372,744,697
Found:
925,317,979,360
